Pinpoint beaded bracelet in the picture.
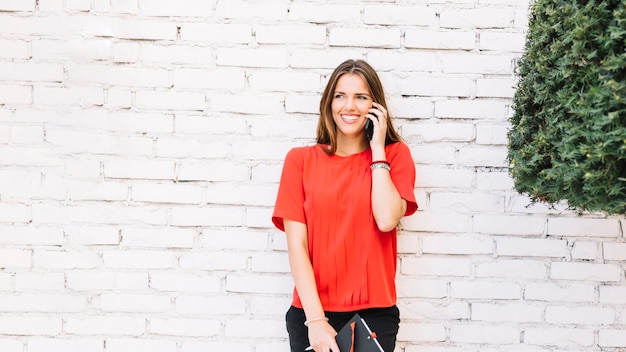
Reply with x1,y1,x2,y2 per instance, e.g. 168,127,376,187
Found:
370,160,391,172
304,317,329,327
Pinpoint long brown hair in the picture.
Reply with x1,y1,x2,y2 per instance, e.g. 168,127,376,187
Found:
316,59,402,155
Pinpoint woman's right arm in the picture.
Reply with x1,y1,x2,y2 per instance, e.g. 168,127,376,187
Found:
284,219,339,352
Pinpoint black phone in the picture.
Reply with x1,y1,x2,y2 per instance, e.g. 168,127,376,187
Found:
365,118,374,141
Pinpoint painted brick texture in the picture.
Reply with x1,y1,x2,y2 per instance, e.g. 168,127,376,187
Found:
0,1,624,351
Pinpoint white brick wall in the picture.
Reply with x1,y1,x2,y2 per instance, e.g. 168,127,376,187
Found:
0,1,624,351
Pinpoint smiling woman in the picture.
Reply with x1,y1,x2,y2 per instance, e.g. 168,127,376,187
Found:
272,59,418,352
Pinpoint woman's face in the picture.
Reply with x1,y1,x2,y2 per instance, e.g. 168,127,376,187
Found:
331,73,373,140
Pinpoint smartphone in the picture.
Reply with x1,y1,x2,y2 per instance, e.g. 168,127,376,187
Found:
365,104,379,141
365,118,374,141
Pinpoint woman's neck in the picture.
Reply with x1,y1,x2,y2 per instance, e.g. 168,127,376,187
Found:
335,137,369,157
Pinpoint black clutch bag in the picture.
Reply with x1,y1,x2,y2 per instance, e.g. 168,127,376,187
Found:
335,313,384,352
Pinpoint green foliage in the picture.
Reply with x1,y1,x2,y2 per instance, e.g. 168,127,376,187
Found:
509,0,626,215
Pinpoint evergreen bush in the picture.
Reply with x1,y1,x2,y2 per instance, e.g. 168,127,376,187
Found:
508,0,626,215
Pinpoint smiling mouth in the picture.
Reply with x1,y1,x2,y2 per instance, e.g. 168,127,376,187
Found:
341,114,360,122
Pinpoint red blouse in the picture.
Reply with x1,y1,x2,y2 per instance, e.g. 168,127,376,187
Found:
272,142,417,312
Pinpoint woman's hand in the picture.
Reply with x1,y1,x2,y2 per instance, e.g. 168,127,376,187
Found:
307,320,340,352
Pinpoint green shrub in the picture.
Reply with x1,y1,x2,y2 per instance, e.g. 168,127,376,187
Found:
508,0,626,215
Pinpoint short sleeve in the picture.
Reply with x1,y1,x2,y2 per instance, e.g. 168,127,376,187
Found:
387,142,418,216
272,148,307,231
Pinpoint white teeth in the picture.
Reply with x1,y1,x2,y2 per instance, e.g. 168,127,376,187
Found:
342,115,358,121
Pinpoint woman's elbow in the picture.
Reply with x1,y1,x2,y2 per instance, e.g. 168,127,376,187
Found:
374,215,401,232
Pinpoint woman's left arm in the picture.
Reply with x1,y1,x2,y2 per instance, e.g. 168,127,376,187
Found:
368,103,408,232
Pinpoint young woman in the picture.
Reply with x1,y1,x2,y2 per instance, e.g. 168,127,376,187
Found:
272,59,418,352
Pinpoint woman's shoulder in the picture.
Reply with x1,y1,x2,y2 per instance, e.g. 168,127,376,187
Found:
385,141,411,155
284,144,326,161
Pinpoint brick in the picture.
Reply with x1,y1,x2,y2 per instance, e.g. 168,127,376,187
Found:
0,1,36,11
0,203,31,223
451,281,521,299
290,49,366,69
550,262,621,282
403,122,474,142
248,207,275,229
141,44,214,66
139,0,212,17
474,214,546,235
175,296,246,315
397,323,446,342
435,99,510,119
209,93,285,115
131,182,204,205
600,286,626,304
496,238,568,258
440,8,515,29
104,160,175,180
149,318,221,337
475,169,514,191
0,339,22,352
571,241,598,260
175,115,248,136
65,225,120,245
103,250,177,269
0,273,11,291
442,54,514,75
256,25,326,45
250,253,289,273
400,301,469,320
475,123,509,145
548,217,620,238
178,160,249,182
599,329,626,348
0,226,64,246
66,271,115,291
28,338,102,352
400,74,473,97
232,140,294,161
405,29,476,50
546,306,615,325
249,296,291,316
111,42,138,63
46,129,152,156
401,257,472,277
67,180,128,202
477,77,517,98
199,229,269,251
121,227,195,248
329,28,401,48
472,303,542,322
174,68,245,90
56,110,174,134
224,319,285,338
216,47,289,68
179,252,247,271
66,0,91,11
150,272,221,293
217,0,287,20
450,324,519,344
65,316,145,335
410,145,456,165
32,203,169,226
0,317,61,336
288,3,361,23
66,63,171,87
15,272,64,291
480,31,526,52
249,71,321,92
226,274,293,294
364,5,437,26
525,327,594,347
0,248,32,268
206,182,278,207
0,63,59,82
0,293,86,313
402,211,472,233
135,90,206,111
182,341,254,352
34,250,99,269
525,283,595,302
10,125,44,144
32,39,110,61
0,84,31,105
171,206,244,227
478,260,547,279
114,272,149,290
422,235,493,255
603,242,626,261
430,191,504,213
105,339,176,352
99,293,171,313
82,17,177,40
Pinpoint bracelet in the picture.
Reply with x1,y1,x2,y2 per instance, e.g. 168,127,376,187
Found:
370,160,391,172
304,317,329,327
